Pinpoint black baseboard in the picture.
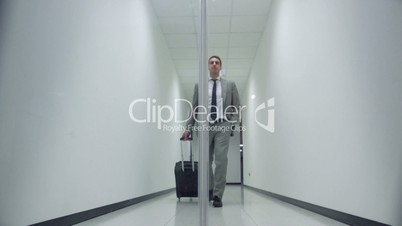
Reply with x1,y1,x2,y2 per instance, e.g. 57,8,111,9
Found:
243,185,390,226
227,182,242,185
30,188,175,226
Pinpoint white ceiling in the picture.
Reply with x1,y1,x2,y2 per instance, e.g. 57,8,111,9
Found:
150,0,273,99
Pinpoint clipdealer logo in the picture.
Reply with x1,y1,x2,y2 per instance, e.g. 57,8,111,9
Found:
254,97,275,133
128,98,245,132
128,97,274,133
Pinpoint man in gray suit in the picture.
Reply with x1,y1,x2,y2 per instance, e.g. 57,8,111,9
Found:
182,56,241,207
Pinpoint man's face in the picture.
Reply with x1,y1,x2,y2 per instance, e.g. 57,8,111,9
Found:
208,58,221,75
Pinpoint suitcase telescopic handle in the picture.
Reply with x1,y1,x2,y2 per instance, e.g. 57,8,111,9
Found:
180,137,195,172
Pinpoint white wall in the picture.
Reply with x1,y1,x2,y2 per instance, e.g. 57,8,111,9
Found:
243,0,402,225
0,0,184,225
227,130,241,183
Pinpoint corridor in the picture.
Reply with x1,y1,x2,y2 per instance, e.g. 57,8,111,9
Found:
0,0,401,225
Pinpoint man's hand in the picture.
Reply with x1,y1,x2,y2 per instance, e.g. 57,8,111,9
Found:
182,131,191,140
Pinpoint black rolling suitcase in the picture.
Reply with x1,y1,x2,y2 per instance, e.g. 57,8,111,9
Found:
174,137,198,199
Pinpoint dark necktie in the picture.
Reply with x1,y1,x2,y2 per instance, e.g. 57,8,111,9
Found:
211,79,217,121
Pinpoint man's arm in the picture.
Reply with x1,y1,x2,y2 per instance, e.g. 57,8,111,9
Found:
230,82,241,123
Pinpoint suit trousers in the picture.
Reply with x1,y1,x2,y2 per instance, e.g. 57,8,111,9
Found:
209,120,231,199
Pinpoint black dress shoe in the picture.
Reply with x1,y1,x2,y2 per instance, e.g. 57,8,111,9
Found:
209,190,213,201
212,196,223,207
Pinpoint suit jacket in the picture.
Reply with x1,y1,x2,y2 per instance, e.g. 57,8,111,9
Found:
186,77,241,129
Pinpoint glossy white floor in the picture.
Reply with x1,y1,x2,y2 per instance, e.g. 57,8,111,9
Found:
76,185,347,226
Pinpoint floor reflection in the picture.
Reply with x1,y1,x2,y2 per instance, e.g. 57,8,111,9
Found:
77,185,347,226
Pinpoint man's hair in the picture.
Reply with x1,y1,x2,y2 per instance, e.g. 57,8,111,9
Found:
209,55,222,66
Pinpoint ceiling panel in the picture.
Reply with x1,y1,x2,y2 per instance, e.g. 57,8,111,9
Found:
158,17,196,34
207,16,231,33
229,33,261,47
208,47,229,59
232,0,272,15
194,16,233,34
170,48,199,59
165,34,197,48
226,59,253,69
228,47,257,58
174,59,199,69
207,0,232,16
226,68,251,77
151,0,197,17
151,0,271,100
208,33,230,47
230,16,268,32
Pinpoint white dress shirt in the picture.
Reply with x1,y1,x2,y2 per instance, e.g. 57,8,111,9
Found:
209,76,222,121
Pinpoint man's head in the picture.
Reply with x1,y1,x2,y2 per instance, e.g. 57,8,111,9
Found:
208,55,222,78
